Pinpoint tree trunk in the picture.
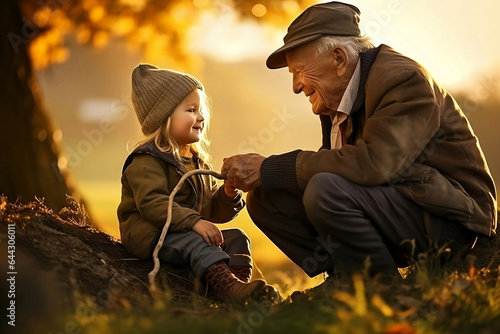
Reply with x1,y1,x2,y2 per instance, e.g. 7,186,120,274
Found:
0,0,78,211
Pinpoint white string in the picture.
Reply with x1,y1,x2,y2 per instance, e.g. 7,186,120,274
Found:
148,169,226,292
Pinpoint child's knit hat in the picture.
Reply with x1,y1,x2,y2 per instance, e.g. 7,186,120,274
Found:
131,64,204,135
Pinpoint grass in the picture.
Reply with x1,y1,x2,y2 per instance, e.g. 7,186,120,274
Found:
2,195,498,334
50,251,500,334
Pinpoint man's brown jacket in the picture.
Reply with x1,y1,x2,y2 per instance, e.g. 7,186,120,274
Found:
261,45,497,237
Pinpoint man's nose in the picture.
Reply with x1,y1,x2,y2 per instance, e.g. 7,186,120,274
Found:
292,75,304,94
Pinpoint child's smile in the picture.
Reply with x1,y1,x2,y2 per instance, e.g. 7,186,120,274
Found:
170,89,205,147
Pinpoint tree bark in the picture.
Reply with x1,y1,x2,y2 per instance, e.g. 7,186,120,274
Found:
0,0,78,211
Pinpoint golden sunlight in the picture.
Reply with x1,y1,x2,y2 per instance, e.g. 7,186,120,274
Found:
34,0,499,294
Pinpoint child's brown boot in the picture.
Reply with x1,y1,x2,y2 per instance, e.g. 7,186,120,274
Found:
230,265,252,283
205,261,265,302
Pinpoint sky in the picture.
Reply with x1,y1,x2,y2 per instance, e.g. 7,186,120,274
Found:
37,0,500,289
189,0,500,91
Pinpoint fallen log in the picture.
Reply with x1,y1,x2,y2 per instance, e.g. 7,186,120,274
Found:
0,195,198,329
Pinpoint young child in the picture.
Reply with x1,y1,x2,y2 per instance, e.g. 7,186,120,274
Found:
118,64,276,302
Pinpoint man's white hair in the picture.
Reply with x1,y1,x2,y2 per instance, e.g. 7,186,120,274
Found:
312,35,375,60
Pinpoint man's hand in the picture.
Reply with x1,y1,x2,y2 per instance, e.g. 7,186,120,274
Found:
221,153,266,192
192,219,223,246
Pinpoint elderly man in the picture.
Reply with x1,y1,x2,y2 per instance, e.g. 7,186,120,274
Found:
222,1,497,278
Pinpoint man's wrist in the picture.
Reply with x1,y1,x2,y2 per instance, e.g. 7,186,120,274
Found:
261,150,301,191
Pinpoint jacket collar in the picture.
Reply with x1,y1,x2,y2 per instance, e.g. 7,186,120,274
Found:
352,45,381,112
320,45,382,149
122,141,192,174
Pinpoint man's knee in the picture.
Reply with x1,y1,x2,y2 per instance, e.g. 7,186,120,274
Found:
303,173,350,223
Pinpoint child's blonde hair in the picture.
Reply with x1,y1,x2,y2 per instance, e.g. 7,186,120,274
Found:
133,88,212,165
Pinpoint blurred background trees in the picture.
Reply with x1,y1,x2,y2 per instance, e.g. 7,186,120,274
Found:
0,0,313,211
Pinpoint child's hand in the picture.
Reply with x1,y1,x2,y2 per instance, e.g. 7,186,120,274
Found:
224,178,238,197
192,219,223,246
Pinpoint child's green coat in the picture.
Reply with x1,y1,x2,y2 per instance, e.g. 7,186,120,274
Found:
118,142,244,259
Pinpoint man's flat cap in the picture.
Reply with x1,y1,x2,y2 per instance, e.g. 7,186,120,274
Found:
266,1,361,69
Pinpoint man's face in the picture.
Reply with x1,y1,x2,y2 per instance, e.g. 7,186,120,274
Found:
286,42,349,116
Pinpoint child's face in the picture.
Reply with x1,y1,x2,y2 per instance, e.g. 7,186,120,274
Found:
169,89,205,147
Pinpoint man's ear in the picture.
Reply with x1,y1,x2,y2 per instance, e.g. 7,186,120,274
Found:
333,47,349,77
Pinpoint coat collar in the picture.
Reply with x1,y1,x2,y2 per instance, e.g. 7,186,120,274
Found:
320,45,381,149
352,45,381,112
122,142,200,174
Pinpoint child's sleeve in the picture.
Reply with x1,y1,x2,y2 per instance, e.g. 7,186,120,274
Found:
208,185,245,223
125,154,201,232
